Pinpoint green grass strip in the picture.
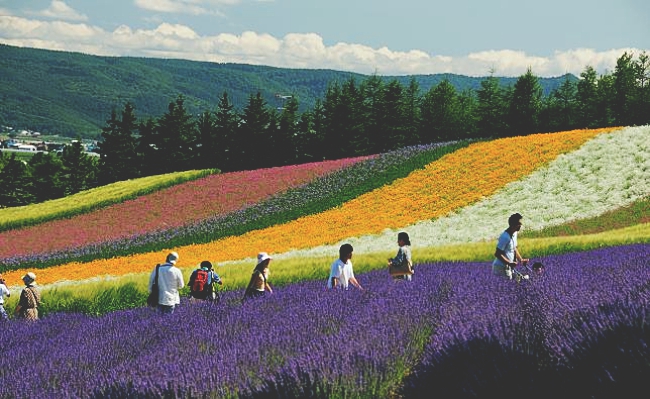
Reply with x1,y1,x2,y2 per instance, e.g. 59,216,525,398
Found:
0,169,217,232
525,196,649,238
2,141,471,271
12,222,648,317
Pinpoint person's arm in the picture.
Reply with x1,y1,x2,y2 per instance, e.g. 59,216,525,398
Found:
330,277,339,288
494,248,515,267
177,269,185,290
349,277,364,290
514,248,529,265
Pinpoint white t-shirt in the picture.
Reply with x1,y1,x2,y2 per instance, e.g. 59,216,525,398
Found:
326,258,355,289
0,283,9,305
492,230,517,267
149,263,185,306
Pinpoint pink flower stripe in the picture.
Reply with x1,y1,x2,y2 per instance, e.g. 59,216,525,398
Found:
0,156,373,258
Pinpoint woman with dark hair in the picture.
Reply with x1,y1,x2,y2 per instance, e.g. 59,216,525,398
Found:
388,231,413,281
243,252,273,300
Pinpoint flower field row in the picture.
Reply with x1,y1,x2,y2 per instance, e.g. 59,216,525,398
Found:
0,141,465,274
0,169,214,232
1,127,619,286
0,244,647,398
284,125,649,260
0,156,373,259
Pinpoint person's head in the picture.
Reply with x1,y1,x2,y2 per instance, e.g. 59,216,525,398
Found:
397,231,411,246
166,251,179,265
255,252,272,271
0,274,5,285
200,260,213,270
532,262,544,274
339,243,354,261
507,213,524,231
22,272,36,286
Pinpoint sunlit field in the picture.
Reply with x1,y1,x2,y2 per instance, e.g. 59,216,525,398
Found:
0,126,648,398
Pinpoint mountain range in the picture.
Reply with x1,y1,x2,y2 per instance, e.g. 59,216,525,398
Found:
0,44,576,139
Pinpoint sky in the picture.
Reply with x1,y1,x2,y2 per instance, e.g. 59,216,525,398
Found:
0,0,649,77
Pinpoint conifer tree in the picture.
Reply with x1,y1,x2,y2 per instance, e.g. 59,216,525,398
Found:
239,92,270,169
98,102,139,185
154,95,197,173
60,140,98,195
507,68,542,135
0,153,34,207
28,152,65,202
212,91,239,171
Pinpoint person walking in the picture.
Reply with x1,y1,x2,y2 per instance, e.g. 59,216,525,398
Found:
492,213,529,279
388,231,413,281
243,252,273,300
188,260,223,301
149,251,185,314
326,244,364,290
0,274,10,321
14,272,41,321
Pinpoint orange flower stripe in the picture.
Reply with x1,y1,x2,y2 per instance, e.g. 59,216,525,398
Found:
5,127,620,286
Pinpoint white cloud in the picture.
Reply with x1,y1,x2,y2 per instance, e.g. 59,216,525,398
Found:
134,0,228,16
0,15,647,77
34,1,88,22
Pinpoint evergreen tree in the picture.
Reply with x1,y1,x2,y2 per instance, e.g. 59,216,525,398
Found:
612,52,637,126
60,140,98,195
595,73,616,127
421,79,464,142
196,110,216,169
576,66,599,128
0,154,34,207
507,68,542,135
476,73,508,137
632,51,650,125
212,91,239,172
403,77,422,145
134,118,158,177
28,152,65,202
98,102,139,185
322,80,363,158
359,74,386,153
239,92,271,169
382,79,408,151
544,76,577,132
276,95,300,165
154,95,197,173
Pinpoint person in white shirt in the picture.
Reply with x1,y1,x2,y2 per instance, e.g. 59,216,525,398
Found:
326,244,364,290
492,213,529,279
0,274,10,321
149,251,185,314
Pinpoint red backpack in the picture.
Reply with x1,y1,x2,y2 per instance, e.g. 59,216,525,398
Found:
190,269,209,299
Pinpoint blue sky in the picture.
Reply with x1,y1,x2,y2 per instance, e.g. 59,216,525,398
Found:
1,0,648,77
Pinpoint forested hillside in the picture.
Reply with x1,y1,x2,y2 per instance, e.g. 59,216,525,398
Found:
0,44,572,137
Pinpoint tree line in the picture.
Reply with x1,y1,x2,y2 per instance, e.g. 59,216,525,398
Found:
0,51,648,208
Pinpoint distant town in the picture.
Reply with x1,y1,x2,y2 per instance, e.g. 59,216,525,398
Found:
0,126,99,156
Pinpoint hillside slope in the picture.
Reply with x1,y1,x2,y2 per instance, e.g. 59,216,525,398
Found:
5,126,648,287
0,44,575,136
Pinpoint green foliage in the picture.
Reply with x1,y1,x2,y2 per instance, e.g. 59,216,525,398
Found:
0,44,575,139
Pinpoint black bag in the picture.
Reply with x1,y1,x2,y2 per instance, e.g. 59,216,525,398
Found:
147,264,160,307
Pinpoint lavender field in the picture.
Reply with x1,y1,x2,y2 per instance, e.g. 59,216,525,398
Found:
0,244,647,398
